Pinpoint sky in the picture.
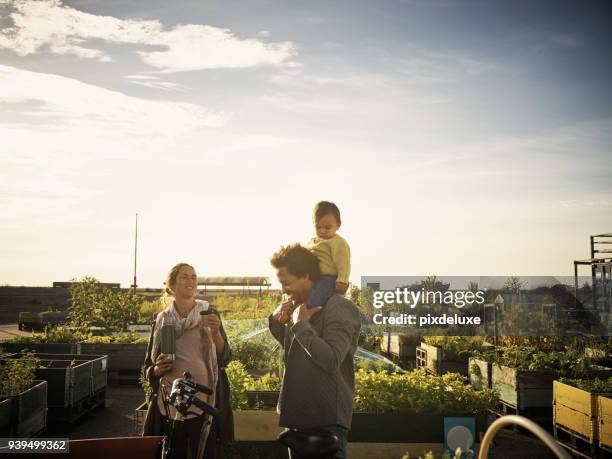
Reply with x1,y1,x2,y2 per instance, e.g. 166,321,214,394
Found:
1,0,611,288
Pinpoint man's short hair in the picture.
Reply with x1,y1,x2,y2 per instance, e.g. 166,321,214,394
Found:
313,201,341,225
270,243,321,282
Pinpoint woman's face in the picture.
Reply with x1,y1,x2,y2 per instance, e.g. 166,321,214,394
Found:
170,265,198,298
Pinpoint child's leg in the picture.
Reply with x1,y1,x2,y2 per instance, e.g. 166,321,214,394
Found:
306,275,337,309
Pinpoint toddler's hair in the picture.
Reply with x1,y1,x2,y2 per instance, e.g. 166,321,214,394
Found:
313,201,341,225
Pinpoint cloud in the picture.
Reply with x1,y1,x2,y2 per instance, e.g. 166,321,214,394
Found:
0,64,231,220
0,64,227,132
124,74,183,91
0,0,297,72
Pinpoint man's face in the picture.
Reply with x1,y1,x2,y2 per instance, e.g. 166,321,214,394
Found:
276,266,313,304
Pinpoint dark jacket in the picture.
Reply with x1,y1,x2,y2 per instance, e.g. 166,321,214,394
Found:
142,307,234,444
268,294,361,430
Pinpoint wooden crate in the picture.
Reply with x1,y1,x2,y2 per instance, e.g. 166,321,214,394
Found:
599,394,612,450
492,365,556,410
13,380,47,437
134,402,148,436
420,343,468,376
553,380,605,443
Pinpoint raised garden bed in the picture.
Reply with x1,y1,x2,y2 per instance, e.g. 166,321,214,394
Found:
79,343,147,385
493,365,612,414
599,394,612,452
0,381,47,438
3,353,107,424
13,380,47,437
417,342,469,376
553,380,610,444
245,390,279,409
0,397,12,435
1,342,79,354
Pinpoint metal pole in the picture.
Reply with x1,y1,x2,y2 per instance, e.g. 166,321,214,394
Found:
478,415,571,459
133,213,138,294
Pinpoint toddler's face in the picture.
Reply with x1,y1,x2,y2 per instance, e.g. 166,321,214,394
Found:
315,213,340,240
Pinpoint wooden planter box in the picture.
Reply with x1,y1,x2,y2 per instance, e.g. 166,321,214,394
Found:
134,402,148,436
418,343,469,376
494,365,612,412
33,353,108,394
469,358,492,391
79,343,147,384
232,410,483,459
246,391,279,408
13,380,47,437
599,394,612,450
553,380,612,444
1,353,107,424
379,335,419,360
0,397,11,436
492,364,557,411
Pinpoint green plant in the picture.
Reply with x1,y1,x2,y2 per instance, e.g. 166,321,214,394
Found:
354,358,397,373
11,326,89,344
247,373,281,391
139,367,153,401
99,290,142,332
354,368,498,414
0,351,41,397
559,377,612,393
493,346,602,378
232,339,278,373
226,361,251,410
423,336,489,356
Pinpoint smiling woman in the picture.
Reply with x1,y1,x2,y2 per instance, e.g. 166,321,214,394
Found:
142,262,234,459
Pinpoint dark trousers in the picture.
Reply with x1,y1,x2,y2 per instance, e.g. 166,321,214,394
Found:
161,415,218,459
287,424,349,459
307,275,337,309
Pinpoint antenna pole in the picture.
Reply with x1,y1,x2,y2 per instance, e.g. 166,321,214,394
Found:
133,213,138,294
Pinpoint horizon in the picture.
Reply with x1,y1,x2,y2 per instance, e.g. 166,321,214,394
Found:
1,1,611,288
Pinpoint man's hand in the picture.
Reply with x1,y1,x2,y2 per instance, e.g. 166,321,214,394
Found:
273,300,297,324
153,353,173,377
294,304,323,323
203,313,222,336
335,282,348,294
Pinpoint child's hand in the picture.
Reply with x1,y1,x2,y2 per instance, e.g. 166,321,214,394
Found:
335,282,348,294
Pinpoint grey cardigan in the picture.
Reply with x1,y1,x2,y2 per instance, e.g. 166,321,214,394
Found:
268,294,361,431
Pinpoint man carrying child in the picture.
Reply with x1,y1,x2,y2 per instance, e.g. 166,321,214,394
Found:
268,242,361,459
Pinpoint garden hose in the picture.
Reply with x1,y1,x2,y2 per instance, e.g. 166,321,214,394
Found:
477,415,571,459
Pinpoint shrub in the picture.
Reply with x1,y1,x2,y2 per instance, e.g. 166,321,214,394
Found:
232,339,278,373
68,277,143,331
354,368,497,414
423,336,489,356
226,361,251,410
247,373,281,391
0,351,41,397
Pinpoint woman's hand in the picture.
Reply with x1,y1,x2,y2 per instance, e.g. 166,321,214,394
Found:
153,353,173,377
202,313,222,336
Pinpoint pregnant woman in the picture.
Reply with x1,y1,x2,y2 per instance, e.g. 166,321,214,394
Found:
143,262,233,459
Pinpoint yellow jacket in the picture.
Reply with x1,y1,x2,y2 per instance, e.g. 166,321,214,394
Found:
307,234,351,283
